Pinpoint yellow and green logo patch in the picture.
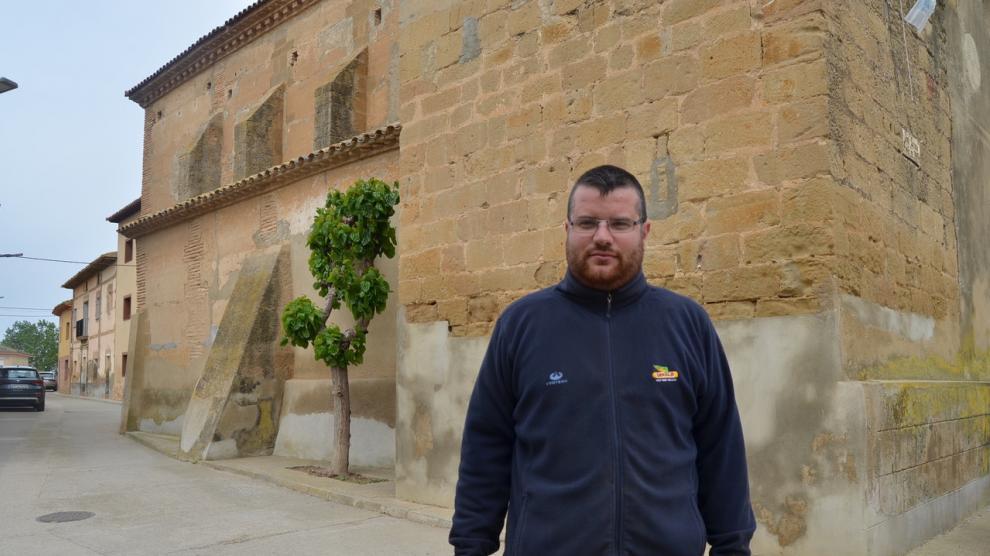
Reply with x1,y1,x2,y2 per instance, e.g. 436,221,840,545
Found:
651,365,679,382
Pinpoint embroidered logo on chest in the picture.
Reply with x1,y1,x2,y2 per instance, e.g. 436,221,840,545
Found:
546,371,568,386
651,365,679,383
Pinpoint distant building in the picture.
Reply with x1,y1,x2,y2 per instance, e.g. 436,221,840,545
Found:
62,252,119,399
52,300,73,391
107,199,141,400
0,344,31,367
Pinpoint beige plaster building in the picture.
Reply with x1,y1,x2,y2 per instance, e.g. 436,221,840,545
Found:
0,345,31,367
52,300,73,392
118,1,989,554
108,199,141,400
63,253,120,399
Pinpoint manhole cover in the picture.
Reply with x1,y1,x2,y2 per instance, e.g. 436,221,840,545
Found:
36,511,94,523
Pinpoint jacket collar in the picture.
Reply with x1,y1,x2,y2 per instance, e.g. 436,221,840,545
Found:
557,270,648,310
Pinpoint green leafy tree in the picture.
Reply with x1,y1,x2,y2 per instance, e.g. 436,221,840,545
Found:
3,320,58,371
281,178,399,475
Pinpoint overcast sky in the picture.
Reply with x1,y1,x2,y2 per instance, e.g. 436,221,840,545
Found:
0,0,253,334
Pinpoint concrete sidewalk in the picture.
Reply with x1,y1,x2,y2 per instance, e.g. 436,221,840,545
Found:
127,432,453,530
127,431,989,554
905,505,990,556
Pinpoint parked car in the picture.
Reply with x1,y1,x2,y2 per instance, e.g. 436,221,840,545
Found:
39,370,58,391
0,366,45,411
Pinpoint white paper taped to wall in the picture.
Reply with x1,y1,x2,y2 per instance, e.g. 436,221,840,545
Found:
904,0,936,32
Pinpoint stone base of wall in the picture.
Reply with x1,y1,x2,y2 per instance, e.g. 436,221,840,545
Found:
395,303,989,554
864,380,990,555
274,378,395,468
395,315,488,508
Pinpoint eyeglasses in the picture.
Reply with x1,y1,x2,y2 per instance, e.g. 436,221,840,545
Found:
568,217,644,234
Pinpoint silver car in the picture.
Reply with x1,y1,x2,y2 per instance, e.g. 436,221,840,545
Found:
39,371,58,391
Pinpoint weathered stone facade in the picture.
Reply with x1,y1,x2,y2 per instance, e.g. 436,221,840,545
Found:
120,1,988,553
394,1,989,554
122,0,401,466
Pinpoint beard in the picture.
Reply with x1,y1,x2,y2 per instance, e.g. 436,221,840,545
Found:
565,235,644,291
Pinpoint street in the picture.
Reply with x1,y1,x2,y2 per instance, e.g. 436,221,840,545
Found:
0,395,452,555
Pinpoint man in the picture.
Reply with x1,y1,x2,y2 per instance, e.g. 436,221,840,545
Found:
450,165,755,555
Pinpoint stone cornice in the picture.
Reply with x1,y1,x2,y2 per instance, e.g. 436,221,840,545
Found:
125,0,319,108
119,124,401,239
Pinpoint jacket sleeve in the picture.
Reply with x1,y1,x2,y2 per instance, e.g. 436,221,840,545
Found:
693,315,756,555
449,317,516,556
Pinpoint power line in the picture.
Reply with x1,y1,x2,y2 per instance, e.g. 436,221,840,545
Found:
0,306,52,311
1,255,136,267
0,314,57,318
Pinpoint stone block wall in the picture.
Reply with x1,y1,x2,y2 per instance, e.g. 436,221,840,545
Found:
825,0,957,328
138,0,399,217
398,0,841,337
395,1,989,553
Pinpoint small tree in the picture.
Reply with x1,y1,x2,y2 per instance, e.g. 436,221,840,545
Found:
281,178,399,475
3,320,58,372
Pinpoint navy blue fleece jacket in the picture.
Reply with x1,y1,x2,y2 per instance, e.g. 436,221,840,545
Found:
450,272,755,555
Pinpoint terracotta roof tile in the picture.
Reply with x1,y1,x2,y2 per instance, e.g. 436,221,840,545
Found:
125,0,319,107
61,253,118,290
119,125,400,239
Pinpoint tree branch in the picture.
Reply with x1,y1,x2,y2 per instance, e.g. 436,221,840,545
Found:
322,287,337,324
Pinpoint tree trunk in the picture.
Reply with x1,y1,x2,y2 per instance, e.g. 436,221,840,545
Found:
329,364,350,475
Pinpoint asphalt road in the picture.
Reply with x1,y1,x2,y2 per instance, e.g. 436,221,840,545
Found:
0,395,452,555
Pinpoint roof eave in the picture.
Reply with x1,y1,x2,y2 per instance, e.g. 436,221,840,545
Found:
61,253,119,290
125,0,320,108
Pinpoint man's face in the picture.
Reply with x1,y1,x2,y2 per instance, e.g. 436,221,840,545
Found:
565,184,651,291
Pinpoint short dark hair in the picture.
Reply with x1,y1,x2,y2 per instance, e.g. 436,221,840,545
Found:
567,165,647,222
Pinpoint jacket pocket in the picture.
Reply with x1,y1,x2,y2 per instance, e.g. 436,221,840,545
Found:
509,493,531,556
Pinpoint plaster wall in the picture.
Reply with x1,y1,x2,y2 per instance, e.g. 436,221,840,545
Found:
114,222,138,400
275,378,395,468
394,306,865,550
69,266,119,399
57,310,72,390
944,0,990,353
0,351,30,367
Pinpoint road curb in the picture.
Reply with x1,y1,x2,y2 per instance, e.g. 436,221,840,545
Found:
125,431,453,531
201,460,453,529
53,393,122,405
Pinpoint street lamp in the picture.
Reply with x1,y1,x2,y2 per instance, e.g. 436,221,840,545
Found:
0,78,17,94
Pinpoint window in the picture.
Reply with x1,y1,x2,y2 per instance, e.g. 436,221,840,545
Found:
121,353,128,378
124,239,134,263
95,294,101,321
64,322,69,340
123,296,132,321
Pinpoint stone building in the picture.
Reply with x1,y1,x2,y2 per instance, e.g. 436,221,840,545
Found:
118,1,988,554
52,300,73,391
63,252,120,399
120,0,400,464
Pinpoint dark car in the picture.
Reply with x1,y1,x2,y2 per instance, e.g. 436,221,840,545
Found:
39,370,58,391
0,366,45,411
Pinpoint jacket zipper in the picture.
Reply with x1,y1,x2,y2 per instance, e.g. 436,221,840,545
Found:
605,293,624,554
